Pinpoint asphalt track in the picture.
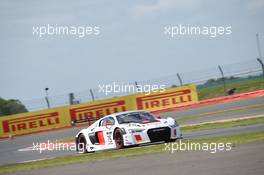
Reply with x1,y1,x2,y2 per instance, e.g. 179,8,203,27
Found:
10,143,264,175
0,96,264,166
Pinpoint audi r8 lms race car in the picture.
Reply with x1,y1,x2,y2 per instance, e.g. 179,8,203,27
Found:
75,110,182,153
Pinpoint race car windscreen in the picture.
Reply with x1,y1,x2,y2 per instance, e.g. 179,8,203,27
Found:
116,112,156,124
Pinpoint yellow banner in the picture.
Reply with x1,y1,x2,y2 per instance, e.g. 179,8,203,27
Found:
69,96,134,125
133,84,198,112
0,107,71,138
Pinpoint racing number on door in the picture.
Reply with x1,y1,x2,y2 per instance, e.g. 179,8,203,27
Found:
98,117,115,145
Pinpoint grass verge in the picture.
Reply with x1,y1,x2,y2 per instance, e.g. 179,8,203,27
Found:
181,116,264,133
191,131,264,145
0,131,264,174
198,78,264,100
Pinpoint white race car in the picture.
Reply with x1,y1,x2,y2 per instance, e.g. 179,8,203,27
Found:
75,110,182,153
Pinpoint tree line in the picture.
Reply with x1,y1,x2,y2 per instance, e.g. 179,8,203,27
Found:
0,98,28,116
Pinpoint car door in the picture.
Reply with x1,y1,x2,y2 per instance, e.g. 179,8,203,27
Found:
90,117,115,146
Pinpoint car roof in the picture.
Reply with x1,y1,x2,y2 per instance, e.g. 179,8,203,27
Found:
102,110,145,119
91,110,148,127
112,110,145,116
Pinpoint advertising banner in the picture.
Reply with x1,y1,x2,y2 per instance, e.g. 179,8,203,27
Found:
134,85,198,112
0,107,70,138
0,85,198,138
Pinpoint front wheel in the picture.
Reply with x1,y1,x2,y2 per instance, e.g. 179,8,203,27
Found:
114,129,124,149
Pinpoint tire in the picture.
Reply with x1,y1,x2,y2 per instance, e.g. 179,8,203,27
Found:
168,139,177,142
76,134,88,153
114,129,124,149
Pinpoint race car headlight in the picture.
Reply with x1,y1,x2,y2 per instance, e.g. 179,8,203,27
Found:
128,129,145,133
170,121,179,127
166,117,179,127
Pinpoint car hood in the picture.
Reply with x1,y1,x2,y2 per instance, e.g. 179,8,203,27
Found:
119,120,169,130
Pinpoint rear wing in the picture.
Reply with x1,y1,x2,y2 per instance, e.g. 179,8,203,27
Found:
71,117,101,126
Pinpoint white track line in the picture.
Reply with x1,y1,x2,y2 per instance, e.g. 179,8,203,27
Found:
19,157,55,163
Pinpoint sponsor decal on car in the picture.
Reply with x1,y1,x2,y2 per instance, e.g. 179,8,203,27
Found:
106,131,113,144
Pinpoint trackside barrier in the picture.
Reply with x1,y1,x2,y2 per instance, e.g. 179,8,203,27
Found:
0,107,71,138
0,85,198,138
152,89,264,114
68,96,135,127
134,85,198,112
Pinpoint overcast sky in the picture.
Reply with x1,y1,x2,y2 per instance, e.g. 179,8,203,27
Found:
0,0,264,101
